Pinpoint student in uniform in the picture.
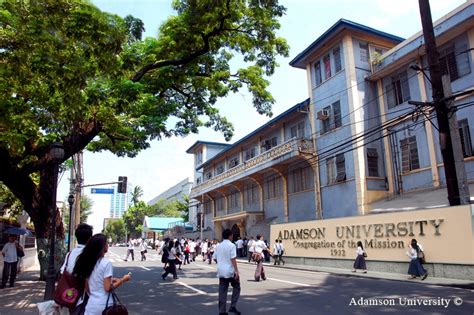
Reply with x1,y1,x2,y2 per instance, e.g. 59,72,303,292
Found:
351,241,367,273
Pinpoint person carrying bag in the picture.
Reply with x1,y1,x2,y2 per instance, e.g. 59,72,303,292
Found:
102,288,127,315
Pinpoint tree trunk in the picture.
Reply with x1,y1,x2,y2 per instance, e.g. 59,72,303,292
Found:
36,238,66,281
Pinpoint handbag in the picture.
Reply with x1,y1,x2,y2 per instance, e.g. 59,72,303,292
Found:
54,253,84,309
16,246,25,258
418,250,426,264
363,252,367,258
102,289,128,315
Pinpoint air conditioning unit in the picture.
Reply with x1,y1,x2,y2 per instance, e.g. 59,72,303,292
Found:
317,109,330,120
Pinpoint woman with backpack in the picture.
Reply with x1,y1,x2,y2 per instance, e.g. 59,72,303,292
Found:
351,241,367,273
73,233,130,314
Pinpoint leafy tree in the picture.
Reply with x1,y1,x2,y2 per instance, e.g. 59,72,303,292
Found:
0,182,23,217
62,195,94,226
130,185,144,206
104,219,126,243
0,0,288,278
122,201,150,238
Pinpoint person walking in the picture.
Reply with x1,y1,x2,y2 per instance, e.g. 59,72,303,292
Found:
1,234,22,288
73,233,130,314
235,237,243,258
273,239,285,266
247,236,255,263
214,229,241,315
124,238,135,262
406,239,428,280
60,223,93,275
201,239,208,262
253,234,268,281
139,238,148,261
351,241,367,273
162,240,179,280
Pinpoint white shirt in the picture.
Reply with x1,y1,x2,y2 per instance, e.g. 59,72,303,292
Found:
85,258,113,315
214,239,237,279
254,240,267,254
2,242,17,263
60,244,85,274
189,241,196,253
140,241,147,251
127,240,134,250
168,247,177,260
248,240,255,252
236,239,243,249
356,246,364,256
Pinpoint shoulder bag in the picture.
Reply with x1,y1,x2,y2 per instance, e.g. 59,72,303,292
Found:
102,289,128,315
54,253,84,309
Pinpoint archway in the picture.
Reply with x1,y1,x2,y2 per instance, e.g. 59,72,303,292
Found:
231,224,240,240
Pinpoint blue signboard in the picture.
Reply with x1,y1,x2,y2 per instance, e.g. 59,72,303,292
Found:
91,188,115,194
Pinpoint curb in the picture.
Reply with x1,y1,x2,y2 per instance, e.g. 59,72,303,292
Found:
236,259,474,290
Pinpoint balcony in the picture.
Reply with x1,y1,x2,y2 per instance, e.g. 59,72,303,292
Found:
191,138,314,197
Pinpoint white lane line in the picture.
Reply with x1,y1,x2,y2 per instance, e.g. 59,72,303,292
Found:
176,282,208,295
140,266,151,271
107,250,123,259
266,277,311,287
196,264,215,270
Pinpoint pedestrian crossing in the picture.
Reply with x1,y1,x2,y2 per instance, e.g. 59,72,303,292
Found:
105,252,164,263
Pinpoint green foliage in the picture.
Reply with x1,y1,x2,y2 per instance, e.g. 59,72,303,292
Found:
62,195,94,226
104,219,126,243
0,182,23,216
0,0,288,240
130,185,144,206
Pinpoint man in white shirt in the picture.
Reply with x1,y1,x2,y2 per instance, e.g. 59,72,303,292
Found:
235,237,243,258
213,229,241,315
60,223,93,274
1,235,21,288
124,239,135,261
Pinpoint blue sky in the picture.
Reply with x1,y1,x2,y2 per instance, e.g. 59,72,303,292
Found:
56,0,467,231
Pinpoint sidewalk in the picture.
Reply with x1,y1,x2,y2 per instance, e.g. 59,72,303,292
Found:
0,261,44,315
236,258,474,289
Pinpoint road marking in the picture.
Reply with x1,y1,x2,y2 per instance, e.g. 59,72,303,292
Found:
140,266,151,271
267,277,311,287
107,250,123,259
176,282,208,295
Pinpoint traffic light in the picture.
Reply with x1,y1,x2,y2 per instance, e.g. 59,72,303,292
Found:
118,176,128,193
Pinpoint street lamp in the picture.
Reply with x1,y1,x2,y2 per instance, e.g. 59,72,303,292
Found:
67,194,75,252
44,142,64,300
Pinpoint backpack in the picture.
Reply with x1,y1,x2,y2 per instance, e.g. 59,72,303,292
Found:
54,253,84,309
161,247,169,263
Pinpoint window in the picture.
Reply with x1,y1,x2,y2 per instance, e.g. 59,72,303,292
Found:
321,101,341,134
216,165,224,175
216,197,225,212
326,157,335,184
245,184,259,205
264,176,282,199
385,71,410,109
439,43,471,82
333,47,342,72
195,150,203,166
261,137,277,152
360,43,369,62
205,171,213,180
314,61,322,85
291,167,312,193
321,105,331,134
323,54,331,80
290,122,305,139
335,154,346,182
229,192,240,209
333,101,341,128
458,119,473,157
245,147,256,161
367,148,379,177
400,136,420,173
228,157,239,168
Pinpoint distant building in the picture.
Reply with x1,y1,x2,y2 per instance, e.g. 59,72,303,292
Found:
109,183,132,218
147,178,192,205
187,1,474,242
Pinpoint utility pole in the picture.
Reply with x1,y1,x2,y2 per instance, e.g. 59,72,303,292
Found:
418,0,461,206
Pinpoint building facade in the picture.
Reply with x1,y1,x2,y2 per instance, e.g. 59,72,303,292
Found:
188,1,474,242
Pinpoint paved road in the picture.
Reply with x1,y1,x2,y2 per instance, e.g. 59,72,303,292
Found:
107,247,473,315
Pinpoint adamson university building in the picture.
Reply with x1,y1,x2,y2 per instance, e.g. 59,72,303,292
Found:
188,2,474,279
